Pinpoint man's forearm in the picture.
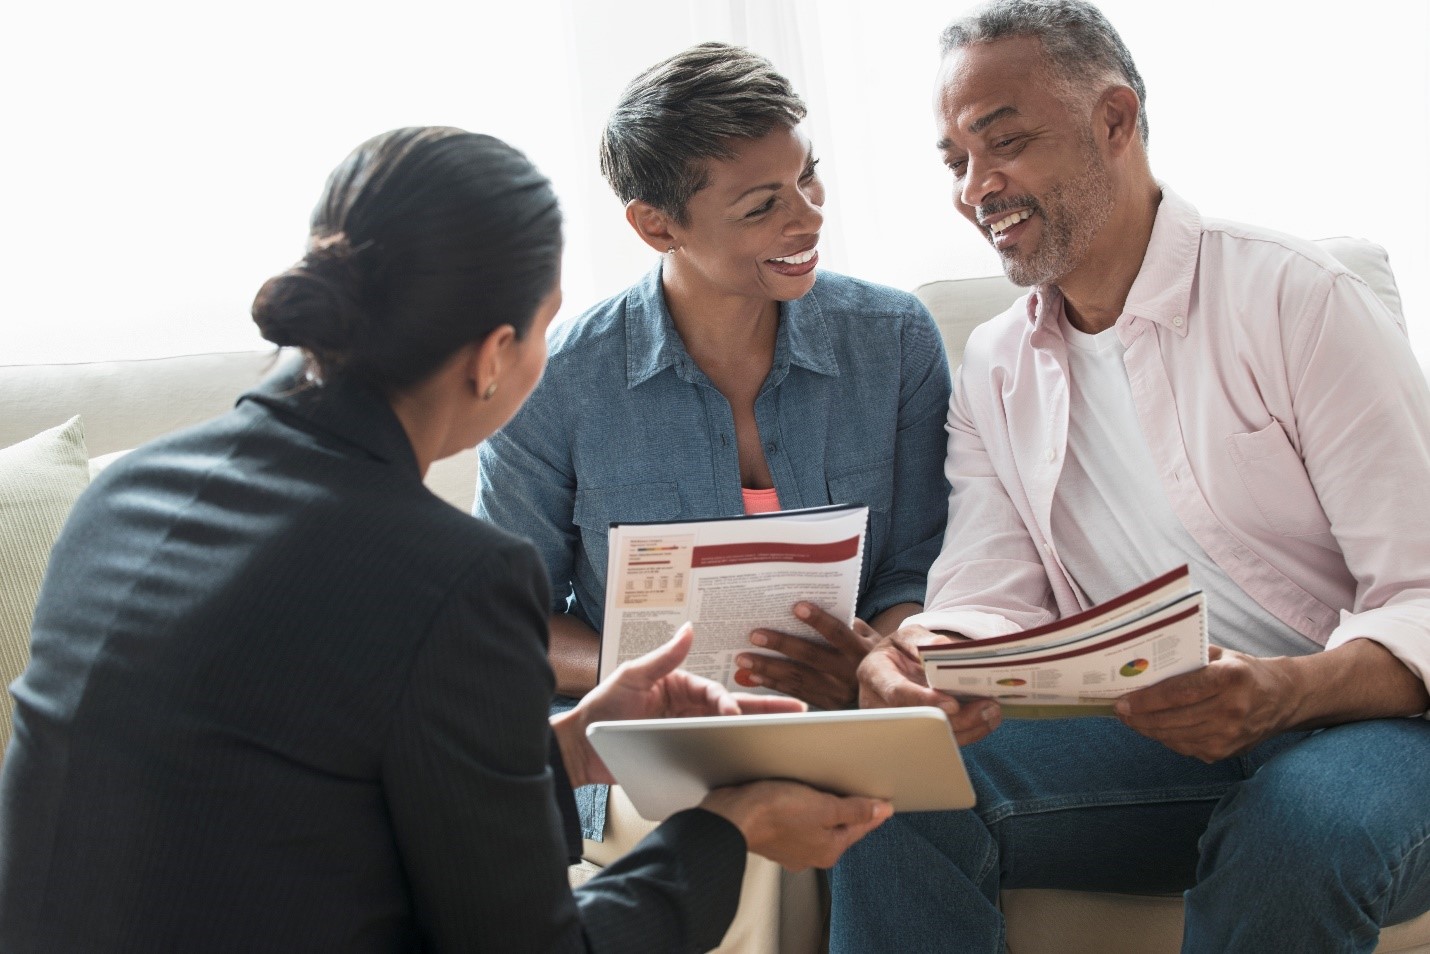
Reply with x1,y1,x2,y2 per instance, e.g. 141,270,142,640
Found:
549,613,600,697
1285,637,1430,727
869,602,924,636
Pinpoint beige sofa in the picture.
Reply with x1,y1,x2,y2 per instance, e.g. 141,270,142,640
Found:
3,244,1428,952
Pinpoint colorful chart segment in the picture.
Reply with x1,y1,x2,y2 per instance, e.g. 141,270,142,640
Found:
1119,658,1150,678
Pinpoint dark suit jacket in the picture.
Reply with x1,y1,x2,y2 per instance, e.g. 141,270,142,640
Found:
0,367,744,952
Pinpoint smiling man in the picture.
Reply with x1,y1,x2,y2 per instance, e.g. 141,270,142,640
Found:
828,1,1430,951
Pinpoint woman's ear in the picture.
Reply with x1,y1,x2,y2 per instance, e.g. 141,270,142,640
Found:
469,324,518,400
625,200,679,254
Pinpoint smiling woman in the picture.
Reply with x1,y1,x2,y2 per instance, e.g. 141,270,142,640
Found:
477,40,952,710
471,43,954,952
649,125,826,331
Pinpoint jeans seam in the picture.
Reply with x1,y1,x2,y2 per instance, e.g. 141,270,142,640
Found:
1363,823,1430,936
972,829,1003,954
978,785,1231,826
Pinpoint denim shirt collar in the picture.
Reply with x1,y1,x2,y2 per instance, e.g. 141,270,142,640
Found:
624,262,841,390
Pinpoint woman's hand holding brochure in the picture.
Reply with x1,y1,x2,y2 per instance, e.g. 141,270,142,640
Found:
739,601,882,709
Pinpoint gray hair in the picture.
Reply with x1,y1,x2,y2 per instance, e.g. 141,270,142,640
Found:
599,42,807,222
941,0,1149,145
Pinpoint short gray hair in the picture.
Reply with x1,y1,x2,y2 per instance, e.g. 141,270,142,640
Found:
599,42,807,222
942,0,1149,145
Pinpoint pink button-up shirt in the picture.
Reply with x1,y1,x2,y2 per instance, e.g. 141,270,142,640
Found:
911,187,1430,695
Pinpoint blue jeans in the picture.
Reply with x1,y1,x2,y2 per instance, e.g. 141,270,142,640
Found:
829,717,1430,953
550,694,608,841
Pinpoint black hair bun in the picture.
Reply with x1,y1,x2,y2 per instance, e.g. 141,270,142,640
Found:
250,233,370,365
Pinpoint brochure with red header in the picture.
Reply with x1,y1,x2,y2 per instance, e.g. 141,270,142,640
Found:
918,565,1209,718
598,504,868,694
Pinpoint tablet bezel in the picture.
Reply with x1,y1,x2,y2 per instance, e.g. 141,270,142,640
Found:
584,706,975,821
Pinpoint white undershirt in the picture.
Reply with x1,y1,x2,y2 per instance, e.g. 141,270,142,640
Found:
1050,312,1314,657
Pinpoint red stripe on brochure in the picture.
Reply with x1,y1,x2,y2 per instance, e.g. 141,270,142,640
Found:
690,536,860,569
933,604,1199,670
917,564,1190,656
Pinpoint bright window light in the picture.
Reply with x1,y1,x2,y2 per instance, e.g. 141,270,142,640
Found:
3,1,1425,364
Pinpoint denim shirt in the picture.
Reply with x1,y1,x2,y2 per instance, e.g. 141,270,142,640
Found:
476,264,952,640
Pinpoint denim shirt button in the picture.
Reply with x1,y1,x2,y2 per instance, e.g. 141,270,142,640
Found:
766,442,778,454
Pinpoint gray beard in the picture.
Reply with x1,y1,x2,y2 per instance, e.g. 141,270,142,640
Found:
999,141,1114,288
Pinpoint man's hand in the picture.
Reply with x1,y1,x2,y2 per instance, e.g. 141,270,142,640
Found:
700,781,893,872
1114,645,1297,761
735,602,879,709
552,624,806,787
859,624,1001,746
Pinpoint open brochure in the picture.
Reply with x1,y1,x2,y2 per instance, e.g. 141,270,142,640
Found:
598,504,868,693
918,565,1208,718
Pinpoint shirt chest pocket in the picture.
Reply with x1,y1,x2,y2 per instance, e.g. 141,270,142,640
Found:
572,481,684,581
827,460,894,584
1226,422,1333,537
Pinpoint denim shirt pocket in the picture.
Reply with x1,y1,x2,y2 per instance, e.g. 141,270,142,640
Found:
1226,422,1333,537
572,481,684,586
827,459,895,590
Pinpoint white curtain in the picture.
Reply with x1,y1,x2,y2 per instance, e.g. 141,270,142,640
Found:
3,0,1426,364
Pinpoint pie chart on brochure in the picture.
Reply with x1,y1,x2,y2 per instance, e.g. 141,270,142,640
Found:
1119,658,1150,678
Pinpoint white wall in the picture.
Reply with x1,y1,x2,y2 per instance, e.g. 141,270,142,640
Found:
3,1,1426,364
802,0,1430,362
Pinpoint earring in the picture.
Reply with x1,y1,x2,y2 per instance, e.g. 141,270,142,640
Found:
482,382,498,400
666,245,676,254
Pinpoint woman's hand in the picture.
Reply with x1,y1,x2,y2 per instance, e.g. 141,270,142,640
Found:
735,602,880,709
858,624,1001,747
700,781,892,872
551,624,806,787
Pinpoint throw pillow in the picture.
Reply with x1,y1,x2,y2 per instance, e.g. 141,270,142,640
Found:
1317,235,1405,322
88,448,130,480
0,416,90,749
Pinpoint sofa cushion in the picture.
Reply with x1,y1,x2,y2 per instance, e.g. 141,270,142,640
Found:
1002,888,1430,954
1317,235,1404,321
427,447,478,514
914,274,1022,370
915,237,1407,374
88,449,129,480
0,352,481,513
0,351,275,458
0,416,91,749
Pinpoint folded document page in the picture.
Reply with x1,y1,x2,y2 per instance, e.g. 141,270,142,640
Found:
599,504,868,693
919,565,1209,717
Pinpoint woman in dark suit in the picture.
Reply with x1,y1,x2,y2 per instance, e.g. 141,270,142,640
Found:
0,126,889,953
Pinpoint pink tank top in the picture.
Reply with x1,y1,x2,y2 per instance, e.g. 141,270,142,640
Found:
741,486,782,515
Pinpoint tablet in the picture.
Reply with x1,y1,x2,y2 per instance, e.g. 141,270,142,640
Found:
584,706,975,821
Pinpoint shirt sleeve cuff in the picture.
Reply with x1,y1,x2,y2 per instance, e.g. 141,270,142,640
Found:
1325,604,1430,718
899,608,1023,640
